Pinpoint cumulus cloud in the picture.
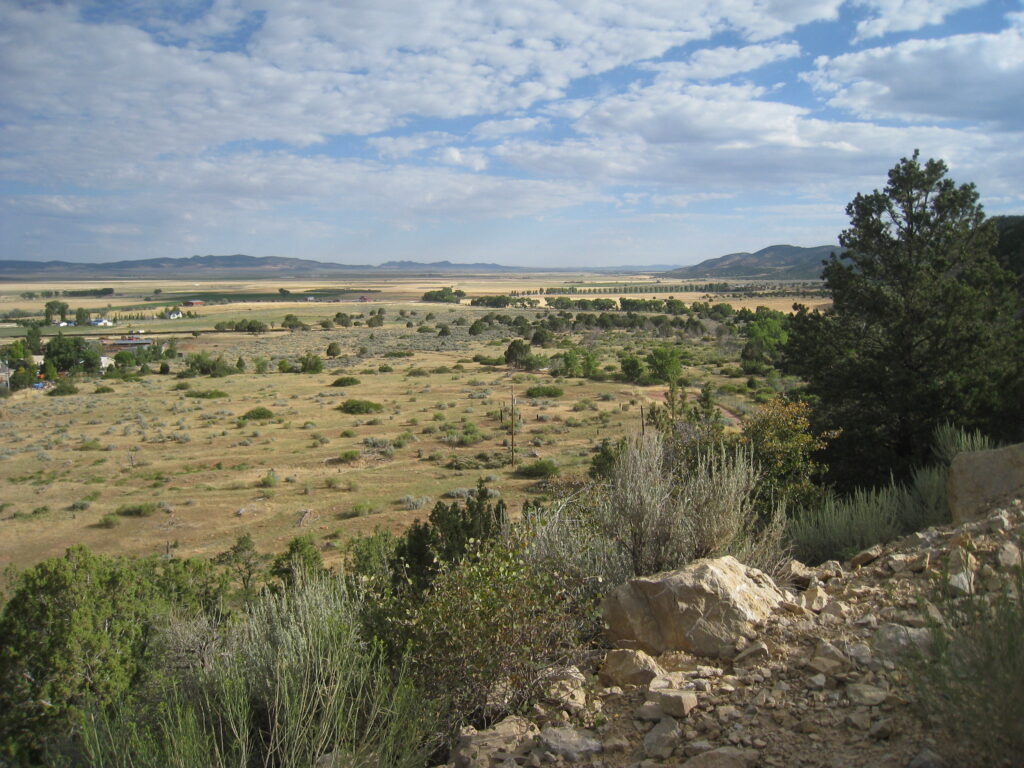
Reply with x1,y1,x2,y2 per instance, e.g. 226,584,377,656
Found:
808,27,1024,128
0,0,1021,264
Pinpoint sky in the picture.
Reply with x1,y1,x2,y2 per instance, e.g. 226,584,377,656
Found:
1,0,1023,267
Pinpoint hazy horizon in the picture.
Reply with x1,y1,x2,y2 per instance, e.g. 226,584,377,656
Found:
2,1,1022,266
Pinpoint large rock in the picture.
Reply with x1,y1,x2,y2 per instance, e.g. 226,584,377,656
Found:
537,726,602,761
948,442,1024,524
452,716,538,768
599,649,665,687
603,556,785,657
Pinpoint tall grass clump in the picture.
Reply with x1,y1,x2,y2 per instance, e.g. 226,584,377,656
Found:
788,487,903,564
78,577,438,768
907,567,1024,765
789,424,997,563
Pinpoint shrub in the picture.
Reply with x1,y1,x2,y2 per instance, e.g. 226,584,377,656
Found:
593,433,787,578
408,536,581,737
515,459,559,479
525,385,563,398
48,380,79,397
240,407,273,421
331,376,360,387
185,389,228,399
337,399,383,414
76,578,437,768
94,385,114,394
258,470,279,488
907,568,1024,765
96,514,119,528
0,547,226,757
116,502,158,517
337,449,360,464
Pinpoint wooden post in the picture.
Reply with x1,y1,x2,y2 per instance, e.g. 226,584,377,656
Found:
510,384,516,468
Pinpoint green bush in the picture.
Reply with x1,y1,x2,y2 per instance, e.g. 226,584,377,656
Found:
48,380,79,397
185,389,228,399
0,548,225,758
116,503,158,517
337,399,383,414
525,385,563,398
94,385,114,394
408,536,581,737
515,459,559,479
331,376,360,387
96,514,119,528
337,450,360,464
240,407,273,421
258,470,279,488
76,577,437,768
907,568,1024,765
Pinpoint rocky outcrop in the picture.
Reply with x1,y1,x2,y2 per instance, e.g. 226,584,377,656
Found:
438,498,1023,768
603,556,786,658
947,442,1024,524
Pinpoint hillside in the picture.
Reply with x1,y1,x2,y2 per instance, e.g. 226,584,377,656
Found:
663,245,841,281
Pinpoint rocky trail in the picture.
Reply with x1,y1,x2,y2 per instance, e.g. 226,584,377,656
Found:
445,497,1024,768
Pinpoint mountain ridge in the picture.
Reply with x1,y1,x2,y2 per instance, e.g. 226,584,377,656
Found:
661,244,841,281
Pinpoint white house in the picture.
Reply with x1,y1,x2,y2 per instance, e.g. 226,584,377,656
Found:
89,318,114,327
167,310,183,320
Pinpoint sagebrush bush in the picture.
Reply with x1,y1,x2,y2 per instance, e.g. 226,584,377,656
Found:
787,487,902,564
593,433,787,577
78,578,437,768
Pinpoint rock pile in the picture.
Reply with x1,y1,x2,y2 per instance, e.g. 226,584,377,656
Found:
440,497,1024,768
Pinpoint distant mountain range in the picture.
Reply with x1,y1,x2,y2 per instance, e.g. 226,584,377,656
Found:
0,254,696,279
661,244,841,281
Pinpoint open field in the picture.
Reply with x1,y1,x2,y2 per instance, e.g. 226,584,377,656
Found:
0,275,818,571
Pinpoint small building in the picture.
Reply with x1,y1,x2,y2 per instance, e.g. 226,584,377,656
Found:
89,318,114,327
0,361,11,388
103,336,154,352
183,300,204,307
168,310,183,320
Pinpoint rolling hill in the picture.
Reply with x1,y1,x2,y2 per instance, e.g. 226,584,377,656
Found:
662,244,842,281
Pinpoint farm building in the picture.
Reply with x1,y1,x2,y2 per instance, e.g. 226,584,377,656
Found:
182,300,204,307
103,336,154,352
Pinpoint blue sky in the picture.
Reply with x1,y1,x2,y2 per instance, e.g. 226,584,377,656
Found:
1,0,1022,267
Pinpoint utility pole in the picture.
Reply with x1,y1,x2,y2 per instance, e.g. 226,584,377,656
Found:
510,383,516,468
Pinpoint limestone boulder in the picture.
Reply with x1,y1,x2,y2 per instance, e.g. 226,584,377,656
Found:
603,556,785,658
599,648,665,687
537,726,602,762
948,442,1024,524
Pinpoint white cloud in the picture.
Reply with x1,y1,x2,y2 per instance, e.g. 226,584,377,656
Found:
472,117,547,139
436,147,489,171
368,132,457,158
853,0,987,41
808,27,1024,128
649,42,801,81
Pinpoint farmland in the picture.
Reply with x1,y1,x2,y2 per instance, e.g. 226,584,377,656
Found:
0,274,816,571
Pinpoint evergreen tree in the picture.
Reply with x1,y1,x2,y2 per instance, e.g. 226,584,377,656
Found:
784,152,1024,489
